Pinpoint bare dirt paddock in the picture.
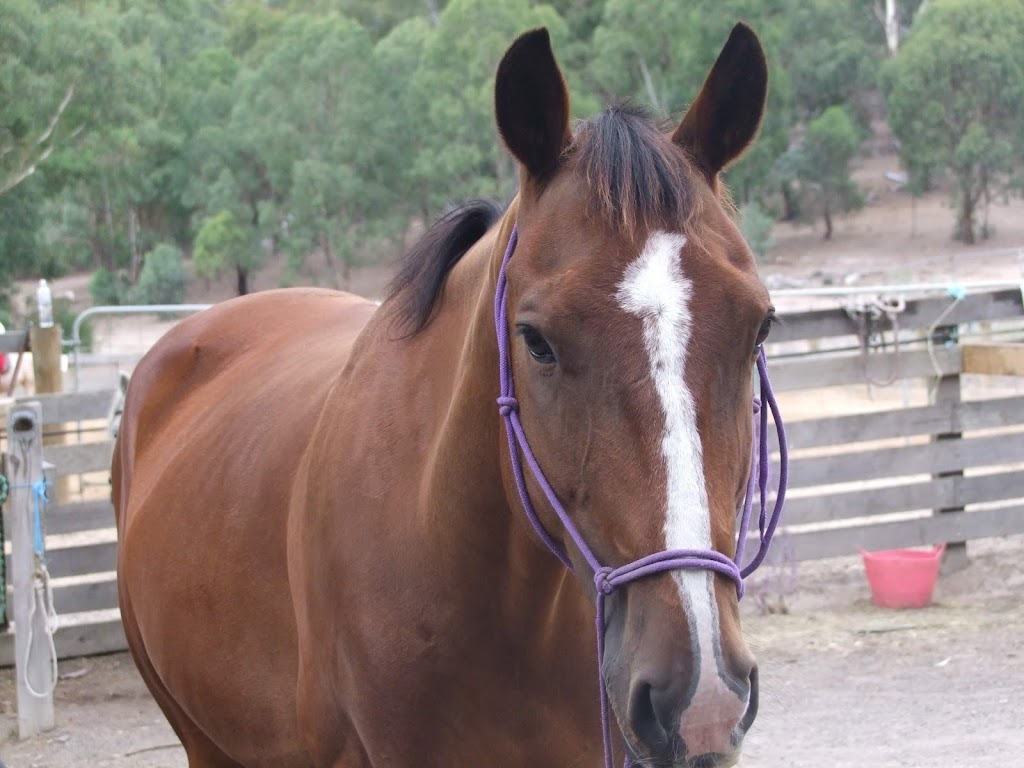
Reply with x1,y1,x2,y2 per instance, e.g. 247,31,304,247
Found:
0,535,1020,768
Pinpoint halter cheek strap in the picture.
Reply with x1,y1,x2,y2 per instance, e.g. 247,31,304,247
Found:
494,224,789,768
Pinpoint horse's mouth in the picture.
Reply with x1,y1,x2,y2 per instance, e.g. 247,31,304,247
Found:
622,736,742,768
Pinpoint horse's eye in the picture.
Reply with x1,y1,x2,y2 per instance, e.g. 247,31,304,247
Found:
518,325,556,365
755,313,775,353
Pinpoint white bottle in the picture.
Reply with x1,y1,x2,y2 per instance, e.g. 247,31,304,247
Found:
36,279,54,328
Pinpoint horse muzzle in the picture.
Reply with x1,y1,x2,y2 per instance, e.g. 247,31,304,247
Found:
623,659,758,768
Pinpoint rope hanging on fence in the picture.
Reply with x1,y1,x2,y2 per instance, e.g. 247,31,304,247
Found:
11,478,59,698
843,294,907,388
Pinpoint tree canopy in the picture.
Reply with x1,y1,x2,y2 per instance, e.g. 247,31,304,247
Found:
0,0,1019,310
882,0,1024,243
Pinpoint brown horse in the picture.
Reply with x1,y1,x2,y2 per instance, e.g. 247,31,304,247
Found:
114,23,776,768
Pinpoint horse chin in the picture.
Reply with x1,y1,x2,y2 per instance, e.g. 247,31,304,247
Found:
622,735,743,768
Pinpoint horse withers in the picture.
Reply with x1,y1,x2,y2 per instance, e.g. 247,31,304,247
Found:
114,22,778,768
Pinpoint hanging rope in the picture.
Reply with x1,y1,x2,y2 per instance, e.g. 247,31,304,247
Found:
843,295,907,388
11,478,59,698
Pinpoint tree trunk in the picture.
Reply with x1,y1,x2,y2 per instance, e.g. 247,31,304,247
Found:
822,200,833,240
637,55,666,117
960,195,975,245
885,0,899,54
342,258,351,292
102,181,116,270
236,266,249,296
128,207,141,282
780,182,799,221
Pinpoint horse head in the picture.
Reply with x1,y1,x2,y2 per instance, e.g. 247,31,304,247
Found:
493,24,773,767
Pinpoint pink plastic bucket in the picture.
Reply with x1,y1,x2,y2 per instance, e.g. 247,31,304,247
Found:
859,544,945,609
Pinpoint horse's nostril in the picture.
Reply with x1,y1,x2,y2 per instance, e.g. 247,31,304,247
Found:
739,665,759,734
649,681,681,736
628,680,669,749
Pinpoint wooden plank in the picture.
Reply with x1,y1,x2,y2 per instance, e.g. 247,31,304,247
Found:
43,500,115,536
4,579,119,616
781,506,1024,561
0,617,127,666
962,343,1024,376
778,395,1024,451
769,346,961,392
53,580,119,615
16,389,118,425
783,470,1024,526
6,401,55,735
786,431,1024,489
5,541,117,581
772,289,1024,343
0,331,28,354
42,440,114,476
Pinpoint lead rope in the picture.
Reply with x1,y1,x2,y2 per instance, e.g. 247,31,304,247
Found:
14,479,59,698
494,225,789,768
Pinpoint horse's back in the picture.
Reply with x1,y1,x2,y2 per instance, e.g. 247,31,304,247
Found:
113,288,375,766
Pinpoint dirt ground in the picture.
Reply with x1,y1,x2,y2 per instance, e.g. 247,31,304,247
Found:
0,534,1021,768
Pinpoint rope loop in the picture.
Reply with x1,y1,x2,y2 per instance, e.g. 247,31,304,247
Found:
24,561,58,698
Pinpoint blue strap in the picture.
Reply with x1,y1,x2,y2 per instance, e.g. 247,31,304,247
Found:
31,479,48,559
11,479,50,561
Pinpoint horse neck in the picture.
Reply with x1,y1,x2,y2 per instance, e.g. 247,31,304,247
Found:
394,209,587,644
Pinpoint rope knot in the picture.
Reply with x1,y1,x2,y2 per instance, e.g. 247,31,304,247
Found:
594,567,615,596
496,396,519,416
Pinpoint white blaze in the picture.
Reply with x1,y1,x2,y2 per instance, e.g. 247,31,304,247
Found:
615,231,746,752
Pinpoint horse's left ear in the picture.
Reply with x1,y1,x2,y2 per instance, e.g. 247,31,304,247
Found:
495,27,572,184
672,23,768,182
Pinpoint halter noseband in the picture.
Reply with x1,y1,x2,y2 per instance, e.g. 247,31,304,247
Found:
493,224,789,768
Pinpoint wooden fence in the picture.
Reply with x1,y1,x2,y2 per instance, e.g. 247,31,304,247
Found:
760,287,1024,564
1,289,1024,671
1,389,120,667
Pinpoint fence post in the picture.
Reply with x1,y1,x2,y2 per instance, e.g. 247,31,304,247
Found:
7,401,56,737
29,324,71,503
933,323,968,572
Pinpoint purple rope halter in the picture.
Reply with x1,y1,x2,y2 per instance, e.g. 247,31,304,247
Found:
494,225,789,768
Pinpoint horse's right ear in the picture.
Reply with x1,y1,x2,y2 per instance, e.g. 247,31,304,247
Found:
495,28,572,183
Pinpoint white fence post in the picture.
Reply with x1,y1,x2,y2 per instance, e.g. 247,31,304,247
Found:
7,401,56,738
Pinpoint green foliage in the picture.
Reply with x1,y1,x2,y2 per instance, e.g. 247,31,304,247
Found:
193,210,259,294
796,105,864,238
409,0,570,210
782,1,880,125
0,180,42,279
128,244,188,304
0,0,1015,294
89,268,126,306
738,203,775,263
55,294,93,352
882,0,1024,244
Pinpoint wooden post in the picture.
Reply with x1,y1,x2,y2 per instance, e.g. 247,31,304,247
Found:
7,401,56,737
29,325,71,503
933,324,968,572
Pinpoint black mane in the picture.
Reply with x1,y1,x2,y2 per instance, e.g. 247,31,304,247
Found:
384,199,504,337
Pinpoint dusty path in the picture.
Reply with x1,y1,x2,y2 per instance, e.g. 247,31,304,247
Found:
1,536,1021,768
